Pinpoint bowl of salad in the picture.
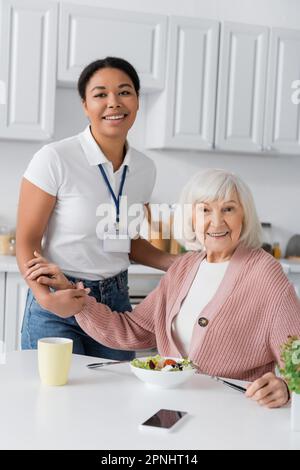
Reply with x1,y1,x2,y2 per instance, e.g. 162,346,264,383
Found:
130,355,196,388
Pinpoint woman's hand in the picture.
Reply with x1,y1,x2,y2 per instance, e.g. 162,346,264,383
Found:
245,372,290,408
24,251,71,290
37,285,90,318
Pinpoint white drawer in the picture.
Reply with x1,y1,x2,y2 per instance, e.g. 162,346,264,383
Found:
128,272,163,297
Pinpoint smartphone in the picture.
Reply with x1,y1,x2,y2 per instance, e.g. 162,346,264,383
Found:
140,409,188,431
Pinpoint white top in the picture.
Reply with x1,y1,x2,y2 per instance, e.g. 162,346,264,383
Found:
24,126,156,280
0,351,296,450
173,259,229,356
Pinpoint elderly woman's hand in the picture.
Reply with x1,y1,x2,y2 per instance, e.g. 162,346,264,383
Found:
245,372,290,408
24,251,71,290
37,286,90,318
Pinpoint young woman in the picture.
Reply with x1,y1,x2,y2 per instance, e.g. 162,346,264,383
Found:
17,57,175,359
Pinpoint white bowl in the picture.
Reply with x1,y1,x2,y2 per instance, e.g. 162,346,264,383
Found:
130,357,196,389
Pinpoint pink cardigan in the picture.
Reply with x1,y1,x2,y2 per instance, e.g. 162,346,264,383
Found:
75,244,300,381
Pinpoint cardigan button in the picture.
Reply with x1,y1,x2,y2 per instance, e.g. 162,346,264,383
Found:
198,317,209,327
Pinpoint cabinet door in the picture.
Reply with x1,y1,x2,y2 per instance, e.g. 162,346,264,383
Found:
264,28,300,154
215,22,269,152
58,4,167,92
0,0,58,140
287,273,300,298
0,273,5,344
4,273,27,352
146,16,219,149
128,273,163,298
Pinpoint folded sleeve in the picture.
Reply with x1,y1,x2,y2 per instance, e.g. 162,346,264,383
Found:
269,284,300,366
75,274,168,351
23,145,62,196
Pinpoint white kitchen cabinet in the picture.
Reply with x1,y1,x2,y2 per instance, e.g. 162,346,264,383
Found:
0,0,58,140
289,274,300,297
146,16,219,149
58,3,167,92
128,266,163,305
215,22,269,152
0,273,5,343
4,273,27,352
264,28,300,154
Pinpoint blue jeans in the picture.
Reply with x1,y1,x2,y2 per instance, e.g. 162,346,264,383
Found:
21,270,135,360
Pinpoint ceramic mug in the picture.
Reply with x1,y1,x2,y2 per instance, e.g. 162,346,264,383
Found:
38,337,73,386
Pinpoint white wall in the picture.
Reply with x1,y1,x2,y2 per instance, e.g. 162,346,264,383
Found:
1,0,300,253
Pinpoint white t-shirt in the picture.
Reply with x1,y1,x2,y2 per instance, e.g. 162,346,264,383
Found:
172,259,229,356
24,126,156,280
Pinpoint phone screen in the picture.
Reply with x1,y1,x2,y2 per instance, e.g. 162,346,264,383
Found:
141,409,188,429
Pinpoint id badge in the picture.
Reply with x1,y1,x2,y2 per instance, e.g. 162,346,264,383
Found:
103,229,131,253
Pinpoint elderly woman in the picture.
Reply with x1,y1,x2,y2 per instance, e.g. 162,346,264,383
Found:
25,169,300,408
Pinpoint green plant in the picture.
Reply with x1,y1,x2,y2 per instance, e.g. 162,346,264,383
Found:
280,336,300,394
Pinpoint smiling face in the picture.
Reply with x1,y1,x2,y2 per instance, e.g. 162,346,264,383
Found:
193,190,244,262
82,67,139,141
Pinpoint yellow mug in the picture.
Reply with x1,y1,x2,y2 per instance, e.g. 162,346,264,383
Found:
38,337,73,386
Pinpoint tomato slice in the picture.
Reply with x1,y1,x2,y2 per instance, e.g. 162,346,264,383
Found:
163,359,177,367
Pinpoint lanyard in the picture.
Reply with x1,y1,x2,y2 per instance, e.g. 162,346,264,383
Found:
98,164,128,226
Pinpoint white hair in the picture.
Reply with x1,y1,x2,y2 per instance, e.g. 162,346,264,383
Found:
174,168,263,251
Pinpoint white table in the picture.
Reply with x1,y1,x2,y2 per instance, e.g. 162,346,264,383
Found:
0,351,299,450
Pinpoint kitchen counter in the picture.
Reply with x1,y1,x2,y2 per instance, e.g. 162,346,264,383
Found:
279,259,300,274
1,254,300,274
0,255,20,273
0,255,164,275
